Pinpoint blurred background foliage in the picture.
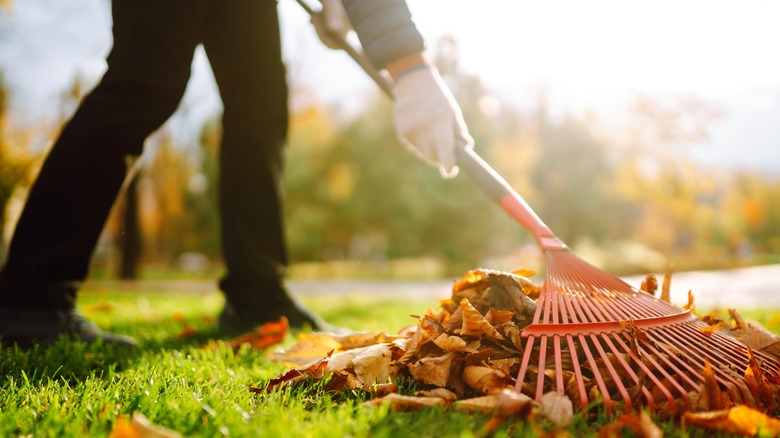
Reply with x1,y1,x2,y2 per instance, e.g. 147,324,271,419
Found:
1,33,779,281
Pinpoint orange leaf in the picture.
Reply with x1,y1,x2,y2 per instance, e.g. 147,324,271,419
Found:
744,347,775,408
682,289,695,313
109,413,183,438
640,274,658,295
177,324,198,340
699,322,722,338
660,264,674,303
684,405,780,436
700,359,728,411
227,317,289,352
610,411,662,438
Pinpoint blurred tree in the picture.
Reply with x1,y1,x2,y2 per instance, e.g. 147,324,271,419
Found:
0,72,34,264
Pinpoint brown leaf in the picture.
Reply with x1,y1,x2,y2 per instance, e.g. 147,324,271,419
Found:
684,405,780,436
255,355,330,392
415,388,459,402
485,308,515,325
540,391,574,427
408,352,457,387
432,333,480,353
109,413,183,438
459,298,504,340
481,389,538,434
363,393,448,411
176,324,198,340
744,346,775,409
462,365,515,395
700,359,728,411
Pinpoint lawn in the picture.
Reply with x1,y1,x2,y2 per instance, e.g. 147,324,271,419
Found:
0,289,777,437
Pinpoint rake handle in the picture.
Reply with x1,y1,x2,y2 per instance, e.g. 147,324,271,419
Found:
297,0,563,250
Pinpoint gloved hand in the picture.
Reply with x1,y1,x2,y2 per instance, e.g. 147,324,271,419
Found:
310,0,352,50
392,64,474,178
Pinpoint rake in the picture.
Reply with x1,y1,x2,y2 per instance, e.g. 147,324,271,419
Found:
296,0,780,414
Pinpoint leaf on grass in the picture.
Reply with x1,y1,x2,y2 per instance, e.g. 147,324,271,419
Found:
408,352,456,387
540,391,574,427
363,393,448,411
480,389,538,434
254,355,330,392
684,405,780,436
462,365,515,395
227,317,289,352
270,331,341,367
606,411,662,438
416,388,459,402
459,298,504,340
109,413,183,438
351,343,394,385
177,324,198,340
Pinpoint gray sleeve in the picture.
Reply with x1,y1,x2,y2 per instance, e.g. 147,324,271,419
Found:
342,0,426,69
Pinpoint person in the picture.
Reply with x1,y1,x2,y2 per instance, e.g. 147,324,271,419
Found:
0,0,473,347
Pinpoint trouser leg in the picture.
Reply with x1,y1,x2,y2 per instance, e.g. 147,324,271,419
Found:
0,0,204,308
203,0,291,309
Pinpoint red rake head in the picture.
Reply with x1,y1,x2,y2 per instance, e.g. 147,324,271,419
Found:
513,248,780,415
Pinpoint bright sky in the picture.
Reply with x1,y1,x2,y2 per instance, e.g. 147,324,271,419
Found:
2,0,779,171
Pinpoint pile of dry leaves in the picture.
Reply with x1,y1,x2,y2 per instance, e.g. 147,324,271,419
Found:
248,268,780,436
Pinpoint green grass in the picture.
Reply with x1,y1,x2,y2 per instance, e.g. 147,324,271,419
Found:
0,291,777,437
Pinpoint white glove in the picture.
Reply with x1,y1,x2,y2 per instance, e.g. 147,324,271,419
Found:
310,0,352,50
392,65,474,178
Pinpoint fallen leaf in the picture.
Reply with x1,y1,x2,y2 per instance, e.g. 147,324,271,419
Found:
432,333,480,353
459,298,504,340
408,352,456,387
684,405,780,436
363,393,448,411
270,330,341,366
610,411,662,438
254,355,330,392
481,389,538,434
462,365,515,395
227,317,289,352
109,413,183,438
744,347,775,409
699,322,722,338
351,343,394,385
177,324,198,340
416,388,459,402
700,359,728,411
540,391,574,427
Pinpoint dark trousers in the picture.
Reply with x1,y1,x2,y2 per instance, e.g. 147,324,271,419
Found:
0,0,290,310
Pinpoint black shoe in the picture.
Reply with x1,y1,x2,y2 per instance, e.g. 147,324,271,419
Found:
0,307,139,348
218,298,342,334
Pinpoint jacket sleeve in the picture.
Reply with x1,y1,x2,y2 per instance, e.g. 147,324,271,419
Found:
341,0,426,69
